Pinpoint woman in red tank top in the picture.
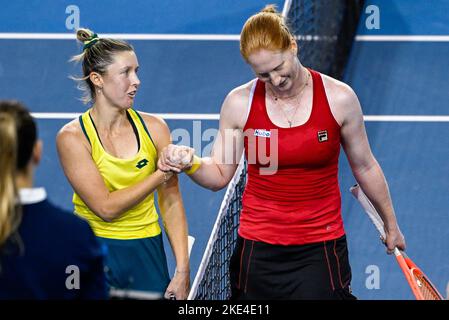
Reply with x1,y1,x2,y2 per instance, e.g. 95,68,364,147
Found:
158,5,406,300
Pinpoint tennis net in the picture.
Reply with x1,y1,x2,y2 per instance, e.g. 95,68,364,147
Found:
188,158,246,300
284,0,364,79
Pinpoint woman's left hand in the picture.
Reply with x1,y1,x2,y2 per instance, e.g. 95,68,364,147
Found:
164,270,190,300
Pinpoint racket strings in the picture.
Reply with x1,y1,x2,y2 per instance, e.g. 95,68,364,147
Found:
411,270,442,300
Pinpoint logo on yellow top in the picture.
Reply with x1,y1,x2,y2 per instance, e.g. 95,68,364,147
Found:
136,159,149,169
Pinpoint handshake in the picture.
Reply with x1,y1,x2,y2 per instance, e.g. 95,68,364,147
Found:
157,144,197,173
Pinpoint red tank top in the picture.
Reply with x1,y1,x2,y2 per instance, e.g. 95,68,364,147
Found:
241,69,345,245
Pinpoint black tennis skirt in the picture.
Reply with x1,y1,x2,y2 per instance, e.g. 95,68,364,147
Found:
230,234,357,300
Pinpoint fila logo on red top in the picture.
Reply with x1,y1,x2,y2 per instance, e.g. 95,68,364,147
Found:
317,130,328,142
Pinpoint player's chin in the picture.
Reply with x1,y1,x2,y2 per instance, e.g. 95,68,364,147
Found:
126,100,135,108
277,78,291,90
125,96,136,108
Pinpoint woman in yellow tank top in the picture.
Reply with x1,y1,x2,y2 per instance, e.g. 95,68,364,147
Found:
56,29,190,299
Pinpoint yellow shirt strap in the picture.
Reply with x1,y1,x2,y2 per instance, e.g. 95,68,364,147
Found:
185,155,202,175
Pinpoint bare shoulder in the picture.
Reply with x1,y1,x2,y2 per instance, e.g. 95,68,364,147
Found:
226,80,254,101
135,111,171,148
321,74,361,125
221,79,255,129
56,118,85,145
138,111,169,133
55,118,94,159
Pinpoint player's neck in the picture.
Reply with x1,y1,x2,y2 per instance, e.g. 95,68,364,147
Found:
90,103,128,133
16,169,34,189
289,64,308,96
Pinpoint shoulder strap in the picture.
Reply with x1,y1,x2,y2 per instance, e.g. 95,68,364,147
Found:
128,109,156,149
78,114,91,145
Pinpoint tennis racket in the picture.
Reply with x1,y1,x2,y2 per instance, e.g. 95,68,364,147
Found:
350,184,443,300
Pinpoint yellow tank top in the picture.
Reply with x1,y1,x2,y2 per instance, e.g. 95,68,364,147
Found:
73,108,161,239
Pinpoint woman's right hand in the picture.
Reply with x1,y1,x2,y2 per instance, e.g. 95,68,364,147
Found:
158,144,195,173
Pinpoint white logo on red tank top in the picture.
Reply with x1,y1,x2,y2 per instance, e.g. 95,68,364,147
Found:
254,129,271,138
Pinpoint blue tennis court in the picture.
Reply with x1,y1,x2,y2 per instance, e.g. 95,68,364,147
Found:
1,0,448,299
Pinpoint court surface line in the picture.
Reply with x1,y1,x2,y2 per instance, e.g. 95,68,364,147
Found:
2,33,449,42
32,113,449,122
0,33,240,40
32,113,221,120
355,35,449,42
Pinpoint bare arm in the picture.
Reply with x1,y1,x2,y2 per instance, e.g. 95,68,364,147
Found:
337,83,406,253
158,84,251,191
186,90,244,190
56,121,170,222
145,114,190,300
